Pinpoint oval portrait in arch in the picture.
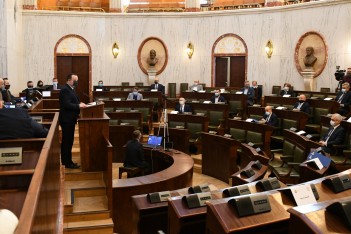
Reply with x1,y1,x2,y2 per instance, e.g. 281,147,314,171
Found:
295,31,328,78
138,37,168,75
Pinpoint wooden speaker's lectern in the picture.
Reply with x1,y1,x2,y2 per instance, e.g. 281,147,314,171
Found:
78,102,110,172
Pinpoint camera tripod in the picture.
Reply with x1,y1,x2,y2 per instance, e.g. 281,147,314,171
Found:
157,97,169,150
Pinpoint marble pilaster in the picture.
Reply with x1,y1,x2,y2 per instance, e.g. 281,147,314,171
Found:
302,69,316,91
185,0,200,12
110,0,122,12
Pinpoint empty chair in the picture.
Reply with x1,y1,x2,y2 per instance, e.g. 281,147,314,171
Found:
168,83,176,98
272,85,281,95
320,87,330,93
135,82,144,86
121,82,130,86
180,83,188,93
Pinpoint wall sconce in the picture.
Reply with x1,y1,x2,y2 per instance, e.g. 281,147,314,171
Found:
265,40,273,58
186,42,194,59
112,42,119,58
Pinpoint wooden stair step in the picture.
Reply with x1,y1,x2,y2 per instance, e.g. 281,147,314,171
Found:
65,171,103,181
191,154,202,165
64,218,113,234
64,210,110,223
73,195,108,213
193,164,202,174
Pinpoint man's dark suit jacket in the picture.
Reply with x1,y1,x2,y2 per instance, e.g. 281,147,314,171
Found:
0,108,48,140
175,103,192,114
59,84,80,124
262,112,278,127
335,91,351,115
253,86,262,103
280,89,295,97
210,95,226,104
150,83,165,95
322,125,345,154
293,101,310,114
124,139,148,168
1,89,15,102
241,87,255,106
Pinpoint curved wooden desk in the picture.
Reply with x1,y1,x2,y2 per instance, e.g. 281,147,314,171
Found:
112,149,194,234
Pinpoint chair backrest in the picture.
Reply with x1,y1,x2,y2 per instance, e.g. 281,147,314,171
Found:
121,82,130,86
282,119,297,130
229,128,246,142
229,101,241,114
246,131,262,145
134,108,150,122
135,82,144,86
313,108,329,123
282,140,295,156
115,107,131,112
282,104,294,110
311,94,326,99
187,122,203,139
104,107,114,113
209,111,223,126
169,121,185,128
320,87,330,93
266,103,279,108
293,146,305,164
194,109,207,116
272,86,281,95
109,119,119,126
180,83,188,93
168,83,176,98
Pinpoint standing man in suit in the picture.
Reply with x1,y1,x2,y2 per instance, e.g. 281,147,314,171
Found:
252,81,262,104
335,82,351,116
280,83,295,97
319,113,345,155
150,78,165,95
210,90,226,104
59,73,87,169
175,97,192,114
241,81,255,106
124,130,149,173
293,94,310,114
260,106,278,127
127,87,143,100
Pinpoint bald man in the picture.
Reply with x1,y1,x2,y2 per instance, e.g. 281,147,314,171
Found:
260,106,278,127
150,78,165,94
175,97,192,114
319,113,345,155
293,94,310,113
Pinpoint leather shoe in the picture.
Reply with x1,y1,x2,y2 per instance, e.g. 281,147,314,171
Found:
65,163,80,169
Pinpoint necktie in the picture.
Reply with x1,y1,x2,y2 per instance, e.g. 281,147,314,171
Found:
325,128,335,143
181,105,184,113
338,94,344,103
266,114,271,123
297,103,303,110
133,95,137,100
155,84,158,90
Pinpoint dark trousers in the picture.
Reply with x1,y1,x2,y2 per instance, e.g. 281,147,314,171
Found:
60,122,76,165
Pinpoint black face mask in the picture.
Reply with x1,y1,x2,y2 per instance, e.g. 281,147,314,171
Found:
38,84,43,87
299,100,304,103
5,85,10,89
73,80,78,88
28,86,33,89
154,81,158,84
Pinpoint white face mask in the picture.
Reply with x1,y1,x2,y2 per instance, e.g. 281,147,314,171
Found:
330,120,335,127
265,111,270,116
284,87,289,91
342,89,346,93
179,101,185,105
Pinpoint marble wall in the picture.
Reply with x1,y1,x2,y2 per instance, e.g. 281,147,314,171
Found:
7,0,351,95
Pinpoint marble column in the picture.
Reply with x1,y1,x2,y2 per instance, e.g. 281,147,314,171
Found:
110,0,122,13
265,0,284,7
185,0,200,12
23,0,37,10
301,68,316,91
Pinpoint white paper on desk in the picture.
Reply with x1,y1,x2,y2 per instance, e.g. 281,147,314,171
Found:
96,89,103,91
198,90,205,93
291,184,317,206
324,97,333,100
86,102,97,106
283,94,291,97
276,106,286,110
113,98,121,101
347,117,351,123
296,130,306,135
151,89,158,92
203,101,211,104
170,111,178,114
236,91,243,94
42,91,51,97
246,118,253,122
305,158,324,170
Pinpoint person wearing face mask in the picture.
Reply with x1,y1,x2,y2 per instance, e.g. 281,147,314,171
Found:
22,81,34,102
149,78,165,95
36,80,45,90
189,80,203,92
210,90,226,104
241,81,255,106
293,94,310,114
175,97,192,114
59,73,87,169
50,78,63,90
260,106,278,127
319,113,345,155
1,80,15,103
95,80,109,91
335,82,351,116
127,87,143,100
279,83,295,97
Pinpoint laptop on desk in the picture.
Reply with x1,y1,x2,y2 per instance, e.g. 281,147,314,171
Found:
143,135,163,148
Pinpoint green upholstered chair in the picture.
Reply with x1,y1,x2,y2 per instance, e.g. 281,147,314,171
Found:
229,128,246,143
180,83,188,93
135,82,144,86
320,87,330,93
115,107,131,112
134,107,151,133
282,119,298,130
104,107,114,113
266,103,280,108
169,121,185,128
121,82,130,86
194,109,207,116
187,122,203,140
246,131,263,147
208,111,224,131
272,86,281,95
305,108,329,133
228,100,243,118
168,83,176,98
109,119,119,126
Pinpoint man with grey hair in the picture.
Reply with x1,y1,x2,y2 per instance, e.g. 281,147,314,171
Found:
335,82,351,116
319,113,345,155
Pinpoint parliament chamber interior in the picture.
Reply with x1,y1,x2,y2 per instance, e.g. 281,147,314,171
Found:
0,0,351,233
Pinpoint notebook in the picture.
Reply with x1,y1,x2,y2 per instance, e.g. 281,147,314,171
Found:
143,136,163,148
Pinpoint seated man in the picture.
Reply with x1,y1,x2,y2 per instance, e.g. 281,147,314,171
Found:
241,81,255,106
22,80,34,92
1,80,15,103
319,113,345,155
252,81,262,104
293,94,310,114
260,106,278,127
50,78,63,90
127,87,143,100
210,90,226,104
124,130,149,172
189,80,203,92
95,80,109,91
22,81,35,102
0,100,48,139
280,83,295,97
150,78,165,95
175,97,192,114
335,82,351,116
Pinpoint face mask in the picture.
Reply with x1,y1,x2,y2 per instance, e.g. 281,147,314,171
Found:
299,100,304,103
215,93,219,97
330,120,335,127
38,83,43,87
342,89,346,93
98,83,103,87
73,80,78,88
133,91,138,95
265,111,270,116
28,86,33,89
179,101,185,105
245,85,250,88
53,82,58,85
154,81,158,84
5,85,10,89
284,87,289,91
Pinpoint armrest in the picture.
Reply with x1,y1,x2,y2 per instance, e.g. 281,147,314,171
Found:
280,155,294,162
271,149,283,153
